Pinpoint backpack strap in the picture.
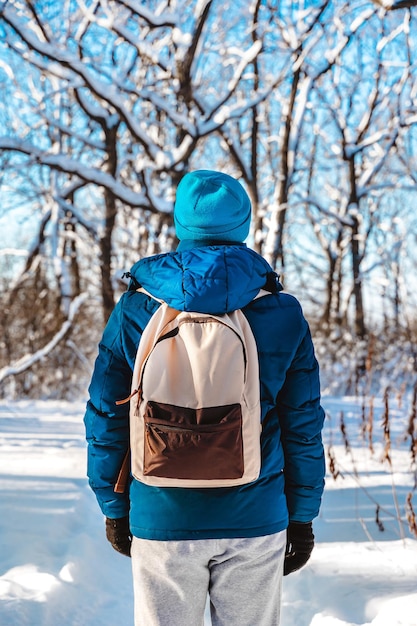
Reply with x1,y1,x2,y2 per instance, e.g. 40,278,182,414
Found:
254,288,271,300
138,286,273,306
136,286,166,304
114,449,131,494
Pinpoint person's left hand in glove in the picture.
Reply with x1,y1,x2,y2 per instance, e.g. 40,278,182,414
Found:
284,521,314,575
105,516,132,557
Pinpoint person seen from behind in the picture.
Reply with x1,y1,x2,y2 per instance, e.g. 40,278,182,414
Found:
84,169,326,626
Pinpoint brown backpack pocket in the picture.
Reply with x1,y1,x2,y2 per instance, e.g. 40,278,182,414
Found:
143,401,243,480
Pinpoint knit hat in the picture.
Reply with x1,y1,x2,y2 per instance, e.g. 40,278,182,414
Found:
174,170,251,243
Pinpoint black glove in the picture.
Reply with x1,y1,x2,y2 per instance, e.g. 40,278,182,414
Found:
283,521,314,576
105,516,132,557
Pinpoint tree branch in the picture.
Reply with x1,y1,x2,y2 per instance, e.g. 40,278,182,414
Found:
1,3,163,163
0,137,156,208
117,0,178,26
0,293,87,384
372,0,417,9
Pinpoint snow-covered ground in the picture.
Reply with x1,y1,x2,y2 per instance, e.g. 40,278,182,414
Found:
0,396,416,626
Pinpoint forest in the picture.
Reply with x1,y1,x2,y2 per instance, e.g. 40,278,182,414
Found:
1,4,417,623
0,0,417,399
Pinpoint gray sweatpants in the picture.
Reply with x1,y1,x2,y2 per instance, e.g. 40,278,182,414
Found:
131,530,286,626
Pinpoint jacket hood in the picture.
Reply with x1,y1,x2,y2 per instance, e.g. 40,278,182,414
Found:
128,245,280,314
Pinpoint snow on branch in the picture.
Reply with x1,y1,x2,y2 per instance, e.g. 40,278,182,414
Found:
304,7,375,81
0,137,152,209
344,127,393,158
372,0,417,9
292,193,356,228
107,21,169,71
117,0,178,26
0,293,87,385
74,88,113,124
1,3,166,165
0,248,28,258
199,67,287,136
39,116,106,152
357,131,399,194
140,88,197,138
203,40,263,126
287,76,313,181
54,197,98,240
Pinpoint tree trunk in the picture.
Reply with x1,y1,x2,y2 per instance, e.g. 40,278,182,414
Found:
264,65,301,272
100,125,118,323
321,229,345,331
348,157,367,339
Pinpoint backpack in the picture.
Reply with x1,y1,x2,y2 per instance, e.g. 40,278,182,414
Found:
116,289,267,490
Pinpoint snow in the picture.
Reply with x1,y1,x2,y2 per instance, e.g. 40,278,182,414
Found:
0,396,416,626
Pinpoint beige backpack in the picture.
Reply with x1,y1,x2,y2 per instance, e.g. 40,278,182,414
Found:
116,290,266,490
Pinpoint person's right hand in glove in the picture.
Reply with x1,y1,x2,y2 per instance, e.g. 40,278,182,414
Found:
105,516,132,557
284,521,314,575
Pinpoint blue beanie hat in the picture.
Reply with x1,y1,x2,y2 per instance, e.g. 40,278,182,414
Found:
174,170,251,243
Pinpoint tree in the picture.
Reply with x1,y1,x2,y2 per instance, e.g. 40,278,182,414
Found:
287,3,417,338
0,0,285,320
1,0,417,396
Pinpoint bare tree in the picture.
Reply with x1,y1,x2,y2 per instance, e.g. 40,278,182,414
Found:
289,4,417,338
1,0,417,395
0,0,285,320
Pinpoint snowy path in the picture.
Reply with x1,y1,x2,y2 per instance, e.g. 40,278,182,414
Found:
0,398,416,626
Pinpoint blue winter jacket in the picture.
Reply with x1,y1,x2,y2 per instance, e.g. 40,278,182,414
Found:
84,243,325,540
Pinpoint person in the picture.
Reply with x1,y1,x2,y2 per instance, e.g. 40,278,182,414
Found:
84,169,325,626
